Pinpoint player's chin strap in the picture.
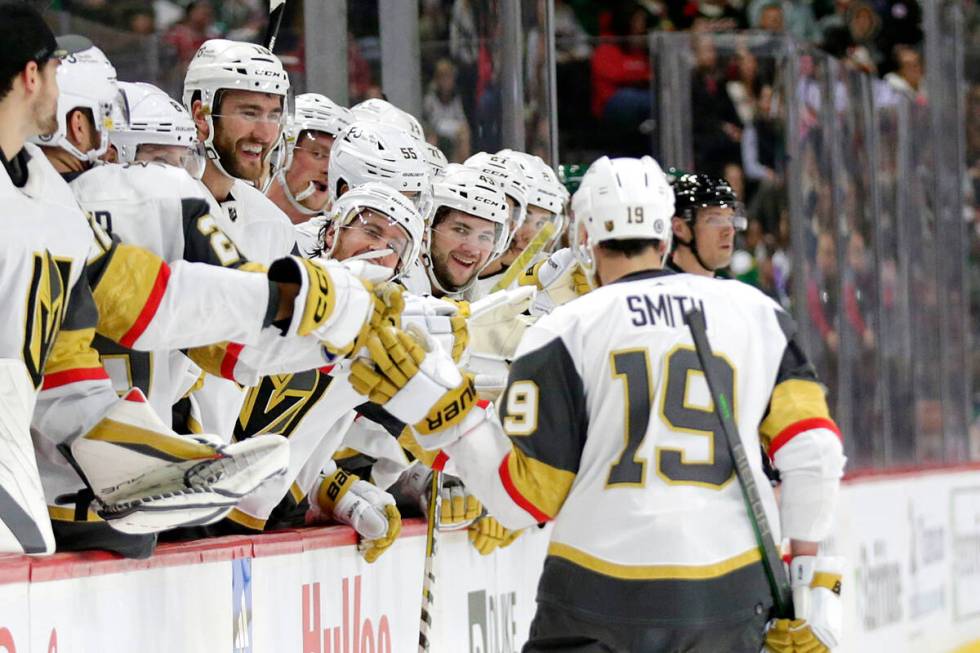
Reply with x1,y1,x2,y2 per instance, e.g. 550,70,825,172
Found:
672,230,718,274
274,169,324,217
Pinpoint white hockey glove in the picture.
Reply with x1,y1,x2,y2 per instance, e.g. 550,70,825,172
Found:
399,294,469,363
519,248,591,316
765,555,844,652
466,286,535,359
267,256,404,358
468,515,523,555
70,389,288,534
395,462,482,531
349,326,478,448
315,467,401,563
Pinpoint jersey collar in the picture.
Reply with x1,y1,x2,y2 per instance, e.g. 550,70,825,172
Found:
611,268,677,285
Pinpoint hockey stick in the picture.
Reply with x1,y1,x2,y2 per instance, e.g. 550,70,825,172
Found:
490,221,557,292
417,470,442,652
685,308,794,619
264,0,287,51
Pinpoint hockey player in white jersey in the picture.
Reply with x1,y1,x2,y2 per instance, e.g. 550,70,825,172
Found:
353,156,846,652
183,38,296,263
0,16,401,557
266,92,353,229
179,183,425,563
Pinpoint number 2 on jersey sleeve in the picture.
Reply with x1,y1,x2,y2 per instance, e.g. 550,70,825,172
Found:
606,346,735,490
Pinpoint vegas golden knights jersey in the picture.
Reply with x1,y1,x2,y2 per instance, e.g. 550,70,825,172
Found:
2,147,277,524
448,270,842,627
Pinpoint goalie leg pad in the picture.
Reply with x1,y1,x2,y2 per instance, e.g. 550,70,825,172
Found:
70,389,288,534
0,360,55,554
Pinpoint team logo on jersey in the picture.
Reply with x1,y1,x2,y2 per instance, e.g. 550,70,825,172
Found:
235,370,333,440
22,252,72,388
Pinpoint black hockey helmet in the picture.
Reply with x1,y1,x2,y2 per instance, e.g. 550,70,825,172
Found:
671,173,746,229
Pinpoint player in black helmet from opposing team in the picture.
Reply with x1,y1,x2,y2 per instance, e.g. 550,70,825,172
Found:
668,172,747,276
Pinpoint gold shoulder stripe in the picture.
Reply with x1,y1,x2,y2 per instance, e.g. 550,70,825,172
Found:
548,542,762,580
759,379,831,449
85,418,219,462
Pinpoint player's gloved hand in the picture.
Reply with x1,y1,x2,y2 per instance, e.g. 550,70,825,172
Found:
316,468,402,563
349,326,478,445
466,286,535,361
268,256,391,358
519,248,590,315
764,555,843,652
468,515,522,555
395,462,481,530
399,294,469,363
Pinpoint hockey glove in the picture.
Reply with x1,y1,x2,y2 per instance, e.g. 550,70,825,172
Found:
519,248,591,315
267,257,403,358
399,294,470,363
349,326,478,446
395,462,481,530
71,389,288,534
765,555,843,652
316,468,402,563
468,515,523,555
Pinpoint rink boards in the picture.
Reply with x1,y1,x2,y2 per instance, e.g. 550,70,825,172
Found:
0,466,978,652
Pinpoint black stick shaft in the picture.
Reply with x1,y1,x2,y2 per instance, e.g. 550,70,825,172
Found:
685,308,794,618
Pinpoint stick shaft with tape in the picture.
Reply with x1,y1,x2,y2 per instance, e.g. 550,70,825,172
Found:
264,0,286,51
491,221,557,292
417,470,442,652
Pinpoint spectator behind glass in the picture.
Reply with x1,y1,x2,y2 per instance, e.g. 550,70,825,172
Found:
424,58,472,162
591,1,653,156
669,0,747,32
691,35,743,176
884,45,925,103
748,0,819,40
164,1,218,70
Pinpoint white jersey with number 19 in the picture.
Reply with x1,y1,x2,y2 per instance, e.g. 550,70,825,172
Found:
445,269,844,628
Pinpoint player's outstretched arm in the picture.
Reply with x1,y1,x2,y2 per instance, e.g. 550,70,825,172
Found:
761,312,846,652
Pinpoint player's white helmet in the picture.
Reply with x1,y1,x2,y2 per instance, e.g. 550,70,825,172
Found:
32,43,124,162
110,81,203,176
321,181,424,280
426,164,510,294
464,151,530,241
423,142,448,177
497,149,568,214
182,39,290,181
286,93,353,153
328,120,429,208
571,156,674,280
351,98,426,144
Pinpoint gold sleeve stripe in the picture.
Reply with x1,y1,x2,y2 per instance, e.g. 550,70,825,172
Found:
85,418,220,462
498,448,575,523
91,244,170,348
226,507,267,531
759,379,838,449
187,342,242,381
548,542,762,581
41,327,109,390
